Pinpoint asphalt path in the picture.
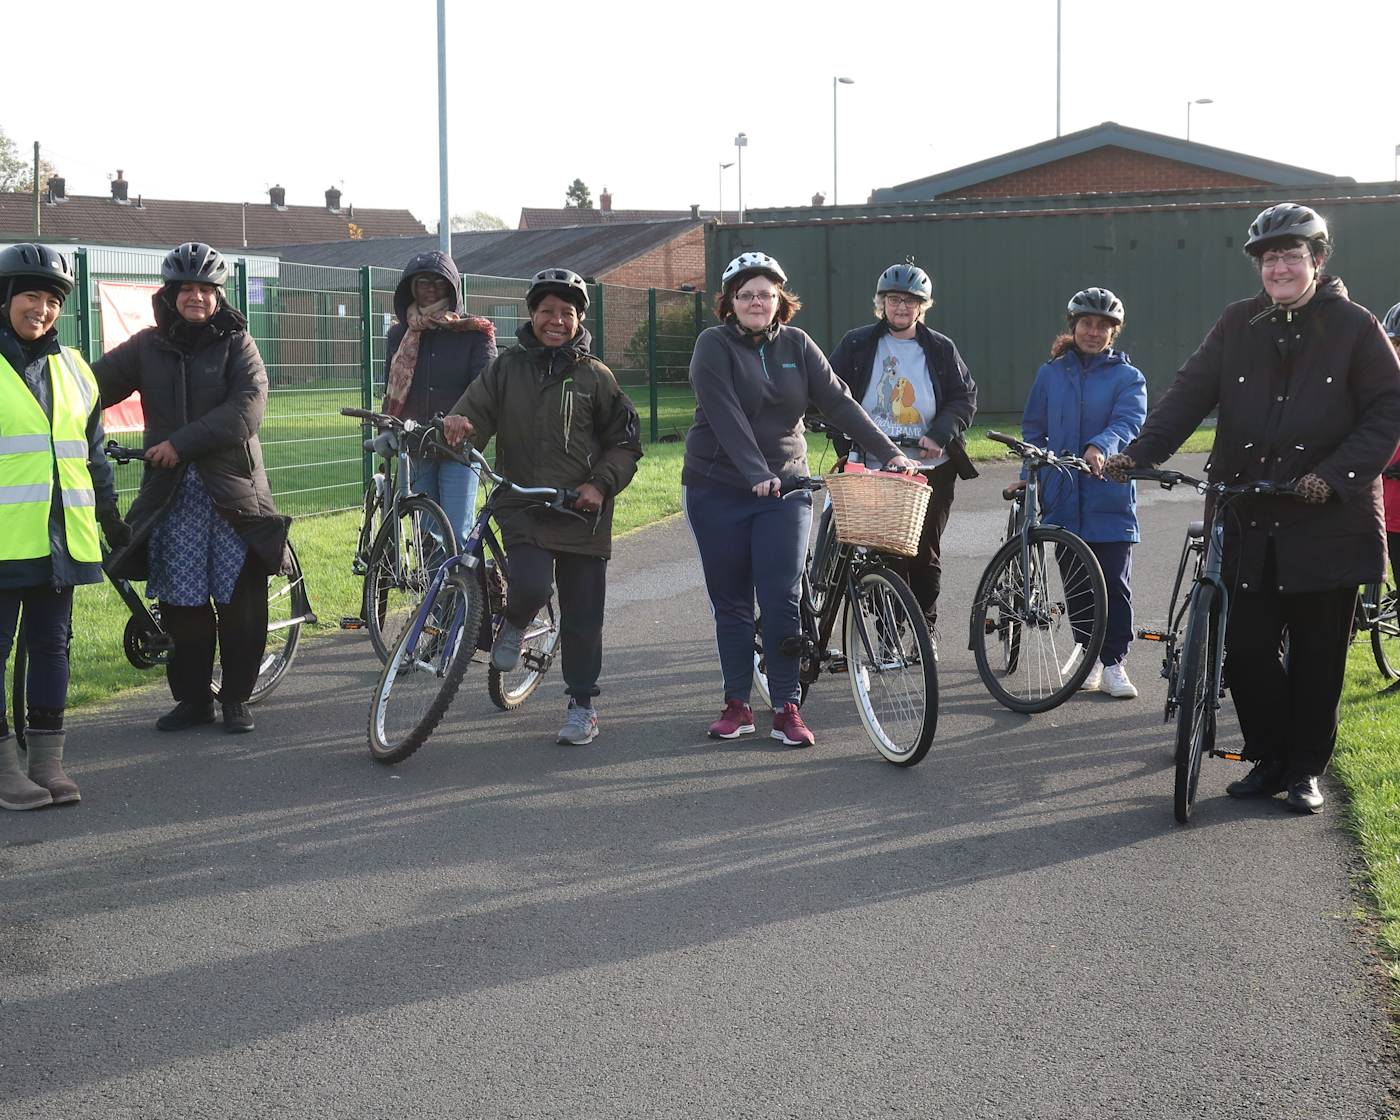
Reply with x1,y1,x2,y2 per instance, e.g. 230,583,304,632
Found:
2,453,1397,1119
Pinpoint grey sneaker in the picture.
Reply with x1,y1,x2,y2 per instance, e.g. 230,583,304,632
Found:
491,619,526,672
557,701,599,746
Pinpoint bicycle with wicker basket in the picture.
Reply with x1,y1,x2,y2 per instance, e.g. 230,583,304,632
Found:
751,446,938,767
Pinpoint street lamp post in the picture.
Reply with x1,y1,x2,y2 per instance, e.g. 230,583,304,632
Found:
734,132,748,223
718,161,734,223
1185,97,1214,142
833,76,854,205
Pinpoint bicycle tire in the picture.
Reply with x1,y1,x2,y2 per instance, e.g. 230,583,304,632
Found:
843,567,937,765
1173,586,1217,824
212,541,309,706
364,494,459,664
1368,582,1399,680
353,476,384,576
807,503,842,616
970,526,1107,714
368,565,481,765
997,501,1024,674
486,535,560,710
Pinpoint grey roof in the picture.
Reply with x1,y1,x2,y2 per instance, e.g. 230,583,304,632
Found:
266,220,702,279
519,206,718,228
871,121,1348,203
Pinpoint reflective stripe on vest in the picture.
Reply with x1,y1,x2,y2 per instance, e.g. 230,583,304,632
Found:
0,347,102,563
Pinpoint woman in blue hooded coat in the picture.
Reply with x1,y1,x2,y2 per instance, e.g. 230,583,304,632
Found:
1021,287,1147,699
383,250,496,545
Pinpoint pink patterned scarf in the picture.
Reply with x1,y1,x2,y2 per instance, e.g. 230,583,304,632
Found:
383,298,496,417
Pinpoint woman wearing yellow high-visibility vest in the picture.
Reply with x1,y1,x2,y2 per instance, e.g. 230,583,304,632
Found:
0,244,128,811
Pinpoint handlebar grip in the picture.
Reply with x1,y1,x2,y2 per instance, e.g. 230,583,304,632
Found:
340,407,379,420
986,430,1022,451
779,477,825,496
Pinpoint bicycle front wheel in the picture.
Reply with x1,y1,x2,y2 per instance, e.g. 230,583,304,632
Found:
1368,582,1399,679
843,567,937,766
210,541,311,706
488,594,560,711
364,495,459,663
1173,586,1217,824
970,527,1107,714
368,566,481,764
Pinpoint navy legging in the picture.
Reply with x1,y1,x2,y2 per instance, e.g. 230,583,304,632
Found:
684,481,812,708
0,585,74,731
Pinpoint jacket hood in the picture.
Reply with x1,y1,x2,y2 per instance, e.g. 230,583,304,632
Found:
0,319,60,374
1059,346,1131,370
1248,272,1348,319
393,251,463,321
517,321,593,357
151,286,247,341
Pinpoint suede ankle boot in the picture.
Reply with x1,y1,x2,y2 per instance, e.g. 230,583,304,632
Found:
26,729,79,805
0,735,52,811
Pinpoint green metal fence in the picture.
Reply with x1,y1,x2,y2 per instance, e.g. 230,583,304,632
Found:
44,249,702,516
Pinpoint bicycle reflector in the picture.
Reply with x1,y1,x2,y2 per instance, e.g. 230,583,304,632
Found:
1136,628,1168,642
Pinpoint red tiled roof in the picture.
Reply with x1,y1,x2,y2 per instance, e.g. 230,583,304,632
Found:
0,192,427,249
519,207,717,229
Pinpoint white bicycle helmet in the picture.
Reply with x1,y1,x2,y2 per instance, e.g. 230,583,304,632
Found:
721,252,787,288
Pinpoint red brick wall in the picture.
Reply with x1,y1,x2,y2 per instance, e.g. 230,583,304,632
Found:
599,226,706,290
939,147,1266,199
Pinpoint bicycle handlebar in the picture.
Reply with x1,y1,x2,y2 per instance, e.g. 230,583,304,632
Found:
1125,467,1300,498
986,430,1092,474
103,440,146,464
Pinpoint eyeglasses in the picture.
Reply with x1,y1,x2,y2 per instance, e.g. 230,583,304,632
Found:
883,294,921,309
734,291,777,304
1259,249,1312,269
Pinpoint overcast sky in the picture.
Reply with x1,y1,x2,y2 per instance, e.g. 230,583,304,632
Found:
10,0,1397,230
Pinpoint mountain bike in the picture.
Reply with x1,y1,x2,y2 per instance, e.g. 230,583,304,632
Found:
1128,468,1299,824
341,408,459,662
366,419,580,764
967,432,1107,713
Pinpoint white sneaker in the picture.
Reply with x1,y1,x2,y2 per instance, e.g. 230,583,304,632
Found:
1100,662,1138,699
1080,661,1103,691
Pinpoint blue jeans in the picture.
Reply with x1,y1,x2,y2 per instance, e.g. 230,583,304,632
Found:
411,456,480,548
683,481,813,708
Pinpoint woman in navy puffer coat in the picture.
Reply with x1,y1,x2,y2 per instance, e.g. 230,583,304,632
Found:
1021,287,1147,698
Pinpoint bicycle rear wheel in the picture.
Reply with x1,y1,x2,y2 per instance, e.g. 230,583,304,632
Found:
970,526,1106,714
364,495,459,663
1173,586,1217,824
368,566,481,764
488,591,560,711
843,567,937,766
212,541,311,705
1368,582,1399,679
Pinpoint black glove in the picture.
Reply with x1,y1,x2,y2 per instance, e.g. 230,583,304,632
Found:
97,505,132,550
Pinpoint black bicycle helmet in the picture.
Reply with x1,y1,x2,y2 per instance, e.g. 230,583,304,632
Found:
721,252,787,289
1066,287,1125,325
0,242,75,300
1243,204,1330,256
876,263,932,302
161,241,229,286
527,267,589,312
1384,302,1400,340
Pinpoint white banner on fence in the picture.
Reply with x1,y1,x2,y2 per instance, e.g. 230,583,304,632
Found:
96,280,158,433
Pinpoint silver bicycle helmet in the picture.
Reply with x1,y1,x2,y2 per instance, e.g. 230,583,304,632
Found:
1382,302,1400,340
1244,204,1330,256
876,263,932,302
527,267,589,312
721,252,786,288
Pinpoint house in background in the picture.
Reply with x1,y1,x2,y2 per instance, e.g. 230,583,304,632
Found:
519,188,720,228
0,173,427,248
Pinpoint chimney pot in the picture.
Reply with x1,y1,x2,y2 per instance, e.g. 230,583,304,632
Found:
600,188,612,212
811,191,826,207
689,203,700,219
46,175,66,202
325,186,342,212
111,170,129,203
269,184,287,209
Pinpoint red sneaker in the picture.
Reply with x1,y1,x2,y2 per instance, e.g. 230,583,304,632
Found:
708,699,756,739
770,702,815,747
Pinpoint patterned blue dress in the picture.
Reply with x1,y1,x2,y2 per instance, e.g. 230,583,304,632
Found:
145,465,248,606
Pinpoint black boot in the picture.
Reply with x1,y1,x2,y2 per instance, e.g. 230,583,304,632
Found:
1226,757,1289,798
156,699,217,732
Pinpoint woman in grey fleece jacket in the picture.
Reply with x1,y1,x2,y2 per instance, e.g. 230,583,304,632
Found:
683,253,918,748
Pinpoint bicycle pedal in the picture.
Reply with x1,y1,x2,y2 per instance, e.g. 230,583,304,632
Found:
1218,751,1245,762
827,655,848,674
340,616,367,630
1137,629,1167,642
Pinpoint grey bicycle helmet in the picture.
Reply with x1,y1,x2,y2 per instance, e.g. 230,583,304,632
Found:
721,252,786,288
527,267,589,312
1384,302,1400,340
0,243,75,300
1244,204,1330,256
162,241,229,286
1067,287,1125,325
876,263,932,302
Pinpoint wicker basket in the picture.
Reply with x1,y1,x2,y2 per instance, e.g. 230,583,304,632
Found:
824,470,931,558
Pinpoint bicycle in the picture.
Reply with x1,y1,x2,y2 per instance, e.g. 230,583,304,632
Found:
12,442,316,745
341,407,460,663
1128,467,1299,824
967,432,1108,713
1352,464,1400,680
749,458,938,768
366,418,580,764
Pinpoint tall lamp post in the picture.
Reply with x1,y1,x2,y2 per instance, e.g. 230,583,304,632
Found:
436,0,450,254
734,132,748,223
718,161,734,223
1185,97,1213,142
833,76,854,205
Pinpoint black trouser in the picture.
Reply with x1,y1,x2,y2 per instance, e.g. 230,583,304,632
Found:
505,544,607,703
0,585,73,731
161,560,268,705
1224,584,1356,778
887,461,958,622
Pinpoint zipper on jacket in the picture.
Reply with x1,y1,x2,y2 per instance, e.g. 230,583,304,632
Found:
757,342,771,382
561,377,574,452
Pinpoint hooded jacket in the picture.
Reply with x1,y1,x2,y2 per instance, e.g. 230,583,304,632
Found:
1022,347,1147,542
92,295,290,581
1124,275,1400,592
385,251,496,423
449,324,641,559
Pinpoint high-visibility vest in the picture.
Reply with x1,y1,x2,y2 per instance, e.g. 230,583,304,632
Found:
0,347,102,563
